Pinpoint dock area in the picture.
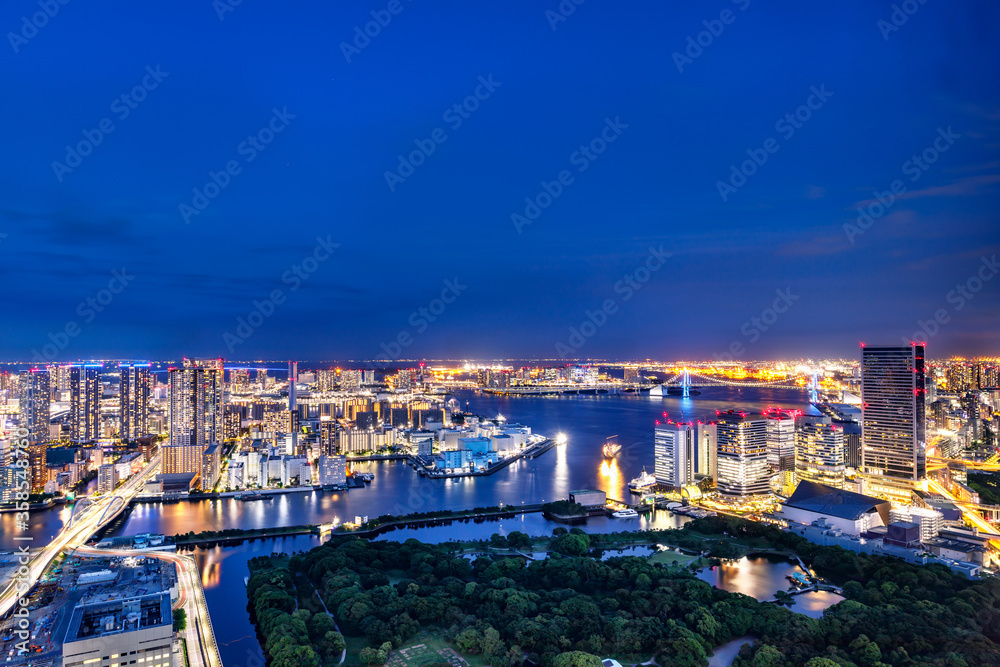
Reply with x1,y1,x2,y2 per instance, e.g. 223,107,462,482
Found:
417,439,554,479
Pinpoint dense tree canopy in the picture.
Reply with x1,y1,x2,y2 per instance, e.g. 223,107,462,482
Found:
247,518,1000,667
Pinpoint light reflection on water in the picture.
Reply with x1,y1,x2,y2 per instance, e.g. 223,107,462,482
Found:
14,387,820,546
697,554,843,617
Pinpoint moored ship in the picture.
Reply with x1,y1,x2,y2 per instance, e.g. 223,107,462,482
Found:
628,468,655,493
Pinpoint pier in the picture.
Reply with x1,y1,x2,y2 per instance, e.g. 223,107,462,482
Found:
418,439,555,479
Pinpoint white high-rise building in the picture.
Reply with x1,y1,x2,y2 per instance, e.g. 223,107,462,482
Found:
890,506,944,541
97,463,118,494
654,422,696,489
654,422,716,490
716,411,769,496
317,455,347,486
765,408,796,472
795,415,845,489
227,461,245,489
340,370,361,391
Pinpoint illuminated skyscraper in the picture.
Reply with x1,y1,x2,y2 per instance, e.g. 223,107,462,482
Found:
340,370,361,391
166,358,223,487
654,422,696,490
764,408,797,472
229,368,250,393
715,411,769,496
168,358,223,448
795,415,845,489
654,421,716,489
315,369,337,392
120,362,151,440
289,361,298,453
67,364,101,442
861,344,926,480
20,368,51,493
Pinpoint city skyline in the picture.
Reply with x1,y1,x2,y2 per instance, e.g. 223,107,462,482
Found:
3,4,1000,666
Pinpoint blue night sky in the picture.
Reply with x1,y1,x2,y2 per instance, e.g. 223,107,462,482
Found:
1,1,998,362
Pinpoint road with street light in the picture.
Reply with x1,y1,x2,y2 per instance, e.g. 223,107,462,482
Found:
0,455,161,619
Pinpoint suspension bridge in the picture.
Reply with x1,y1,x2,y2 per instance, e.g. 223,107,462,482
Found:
655,370,822,402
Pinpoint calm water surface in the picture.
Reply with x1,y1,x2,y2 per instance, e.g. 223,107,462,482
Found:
4,387,817,548
697,554,844,617
6,388,836,666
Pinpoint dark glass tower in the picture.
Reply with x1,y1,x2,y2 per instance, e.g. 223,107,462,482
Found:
861,344,926,480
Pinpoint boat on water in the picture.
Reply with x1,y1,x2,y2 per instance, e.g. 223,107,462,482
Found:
612,508,639,519
354,472,374,483
628,467,655,493
602,435,621,459
236,492,272,501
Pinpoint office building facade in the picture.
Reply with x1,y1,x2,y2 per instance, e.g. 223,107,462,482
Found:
861,344,926,480
765,408,796,472
316,454,347,486
716,411,769,496
795,415,846,489
654,422,696,490
162,444,203,483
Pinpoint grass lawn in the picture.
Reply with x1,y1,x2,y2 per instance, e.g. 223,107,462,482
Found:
649,550,698,566
383,632,486,667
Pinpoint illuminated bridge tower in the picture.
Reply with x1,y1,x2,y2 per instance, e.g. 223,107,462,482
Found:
808,371,819,404
681,369,691,398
